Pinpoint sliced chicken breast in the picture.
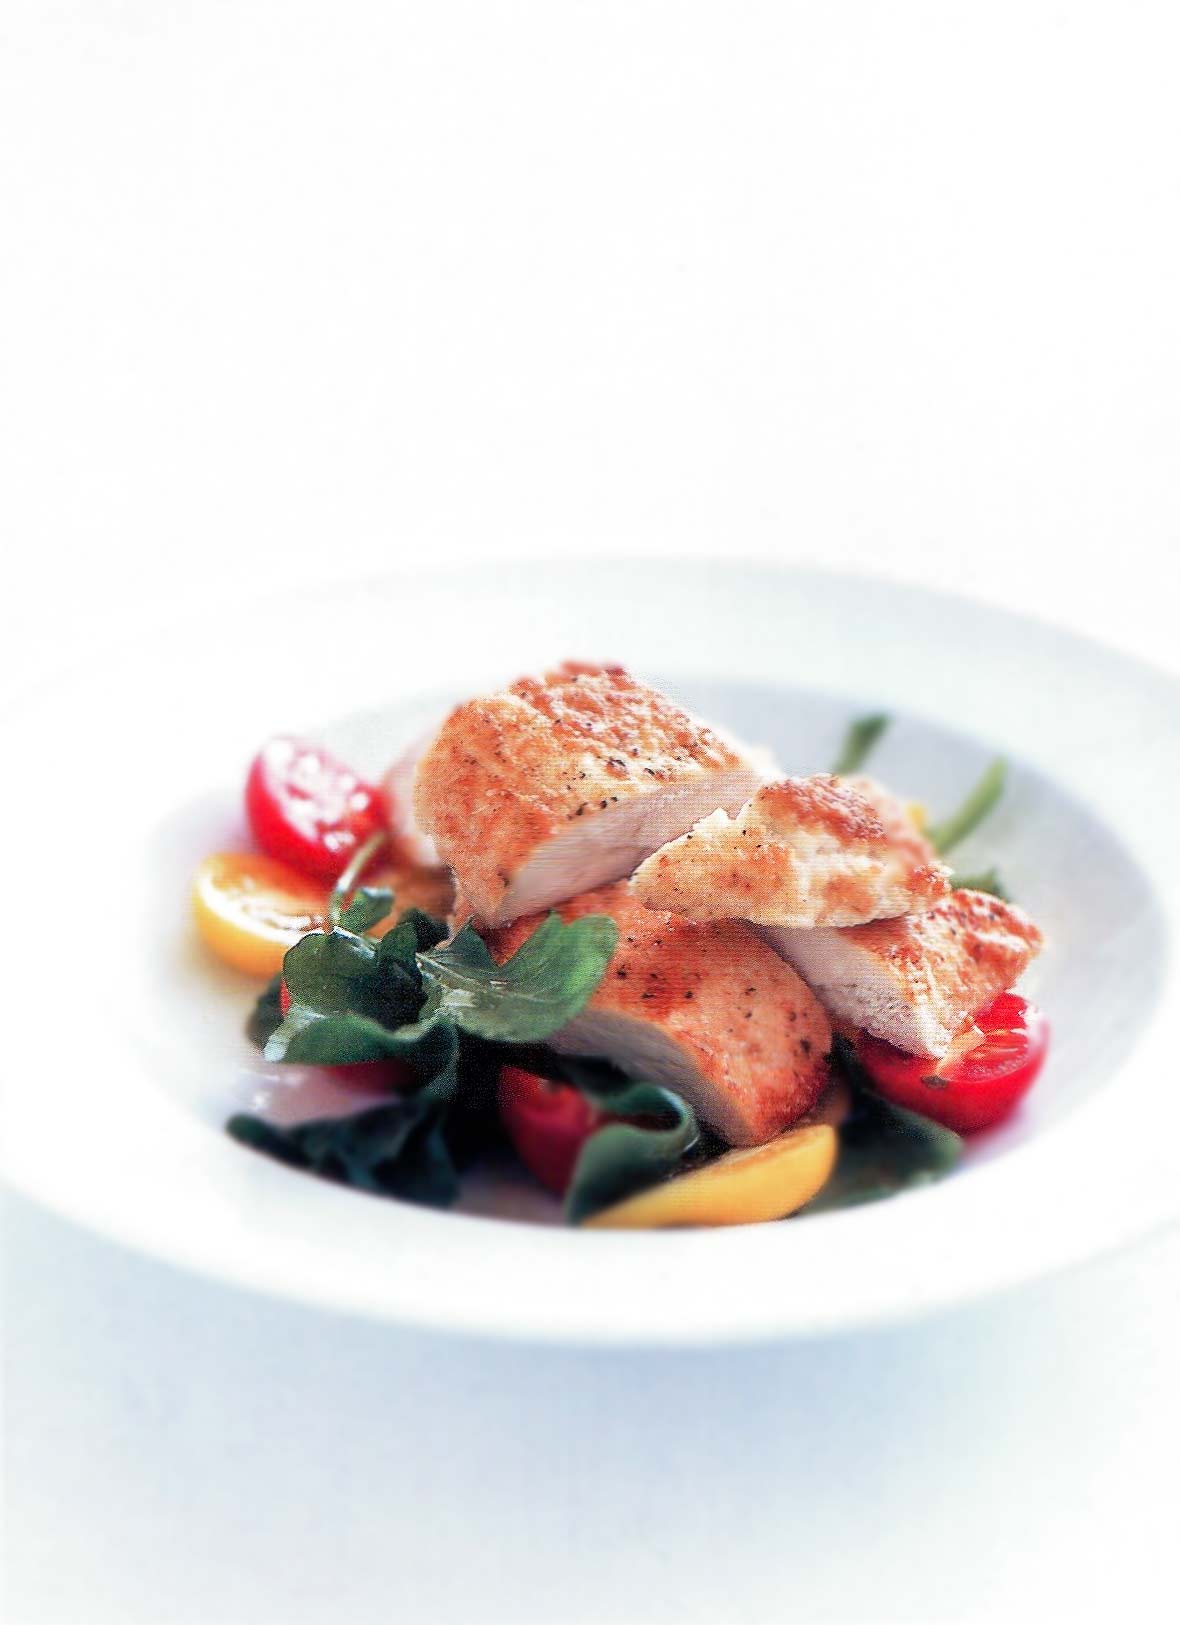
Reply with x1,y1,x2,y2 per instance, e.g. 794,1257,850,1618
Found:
631,773,950,928
762,888,1043,1058
483,881,832,1147
413,663,765,927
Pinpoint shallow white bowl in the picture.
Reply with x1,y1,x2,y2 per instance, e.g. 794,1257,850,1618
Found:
3,561,1177,1344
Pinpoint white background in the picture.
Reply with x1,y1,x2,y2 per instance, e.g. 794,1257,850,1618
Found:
2,4,1179,1623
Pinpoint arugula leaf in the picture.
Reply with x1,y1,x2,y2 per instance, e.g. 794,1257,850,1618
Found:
245,974,285,1051
326,829,391,928
282,929,387,1017
395,908,449,951
229,1016,462,1206
926,758,1007,855
564,1095,699,1224
417,914,618,1042
337,886,394,934
281,927,421,1028
227,1098,459,1207
804,1037,962,1211
951,866,1011,901
831,712,891,776
553,1058,700,1224
443,1034,512,1170
379,909,449,974
264,1004,459,1080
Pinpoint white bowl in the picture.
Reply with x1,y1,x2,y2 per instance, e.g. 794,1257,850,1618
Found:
3,560,1177,1344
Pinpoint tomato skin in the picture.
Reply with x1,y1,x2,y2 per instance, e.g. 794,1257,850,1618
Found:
497,1066,606,1195
245,737,387,881
276,971,415,1092
323,1057,415,1091
858,994,1049,1133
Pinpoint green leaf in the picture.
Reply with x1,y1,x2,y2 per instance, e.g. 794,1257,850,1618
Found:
831,712,891,776
397,908,450,952
951,866,1011,901
337,887,394,933
281,927,421,1028
926,758,1007,855
378,920,420,974
377,910,449,981
264,1006,459,1083
557,1059,700,1224
281,929,380,1016
416,914,618,1042
442,1034,511,1170
227,1098,459,1207
229,1016,462,1207
245,974,285,1050
804,1038,962,1211
326,829,391,927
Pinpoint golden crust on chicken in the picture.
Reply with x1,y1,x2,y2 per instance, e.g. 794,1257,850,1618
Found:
483,881,832,1146
413,663,764,926
631,773,949,928
762,888,1043,1058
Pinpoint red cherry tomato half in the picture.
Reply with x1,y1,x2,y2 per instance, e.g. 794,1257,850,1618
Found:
245,736,387,881
858,993,1049,1133
498,1065,607,1195
276,975,414,1092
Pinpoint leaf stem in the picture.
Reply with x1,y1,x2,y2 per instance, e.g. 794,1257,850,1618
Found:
950,866,1010,901
831,713,890,776
926,759,1007,855
328,829,390,927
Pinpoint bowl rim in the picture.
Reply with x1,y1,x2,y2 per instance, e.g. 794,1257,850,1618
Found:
2,557,1178,1346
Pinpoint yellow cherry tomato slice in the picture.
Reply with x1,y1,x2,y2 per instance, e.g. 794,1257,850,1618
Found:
582,1122,838,1230
192,852,329,977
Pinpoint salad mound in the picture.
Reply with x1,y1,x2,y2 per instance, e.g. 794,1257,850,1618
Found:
194,669,1048,1228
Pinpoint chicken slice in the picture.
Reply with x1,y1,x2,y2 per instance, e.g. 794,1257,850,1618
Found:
631,773,950,928
761,888,1043,1058
483,881,831,1147
413,663,765,927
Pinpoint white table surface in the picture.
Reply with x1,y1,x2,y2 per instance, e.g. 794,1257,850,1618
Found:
3,5,1179,1622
